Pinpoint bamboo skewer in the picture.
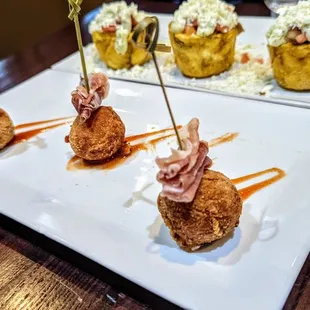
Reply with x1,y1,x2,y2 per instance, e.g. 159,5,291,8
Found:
154,43,171,53
68,0,90,92
132,17,182,150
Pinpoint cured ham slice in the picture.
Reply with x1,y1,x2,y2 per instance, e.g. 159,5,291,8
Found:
156,118,212,202
71,73,110,122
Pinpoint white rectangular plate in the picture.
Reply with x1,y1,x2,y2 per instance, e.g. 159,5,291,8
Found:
1,70,310,310
52,15,310,109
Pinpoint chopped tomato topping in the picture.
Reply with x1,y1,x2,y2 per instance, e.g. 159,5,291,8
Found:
192,19,199,28
296,33,307,44
131,16,138,27
286,28,308,44
184,25,196,35
241,52,250,64
102,25,116,33
255,57,264,64
216,24,229,33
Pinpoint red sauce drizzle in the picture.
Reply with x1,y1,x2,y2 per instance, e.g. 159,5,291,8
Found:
3,116,74,148
91,130,238,172
209,132,239,147
14,116,74,130
67,143,147,171
67,126,180,171
2,117,286,200
67,120,288,200
10,123,69,145
232,168,286,201
67,133,177,171
125,126,182,143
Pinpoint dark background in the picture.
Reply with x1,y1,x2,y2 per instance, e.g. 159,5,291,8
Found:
0,0,266,59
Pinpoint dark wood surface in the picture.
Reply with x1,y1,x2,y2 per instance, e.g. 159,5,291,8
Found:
0,2,309,309
0,225,148,310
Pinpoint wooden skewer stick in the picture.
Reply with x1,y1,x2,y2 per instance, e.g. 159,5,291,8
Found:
156,44,171,53
154,43,171,53
68,0,90,93
137,42,171,53
132,17,183,150
152,53,182,150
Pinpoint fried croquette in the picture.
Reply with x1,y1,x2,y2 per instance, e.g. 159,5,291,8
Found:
0,108,14,150
69,106,125,161
157,169,242,252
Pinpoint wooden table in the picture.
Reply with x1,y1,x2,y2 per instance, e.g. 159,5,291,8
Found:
0,2,309,309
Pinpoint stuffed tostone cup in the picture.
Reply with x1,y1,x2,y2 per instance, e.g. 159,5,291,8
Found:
169,23,243,78
92,31,151,70
268,42,310,90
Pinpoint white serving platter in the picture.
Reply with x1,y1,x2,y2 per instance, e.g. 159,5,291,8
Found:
1,70,310,310
51,15,310,109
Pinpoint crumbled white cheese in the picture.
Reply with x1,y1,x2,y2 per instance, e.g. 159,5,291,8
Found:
267,1,310,46
83,43,273,96
203,46,273,95
164,45,273,96
170,0,239,36
203,61,273,95
88,1,147,54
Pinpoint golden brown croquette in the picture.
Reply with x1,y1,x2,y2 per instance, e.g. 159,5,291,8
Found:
68,106,125,161
157,169,243,252
0,108,14,150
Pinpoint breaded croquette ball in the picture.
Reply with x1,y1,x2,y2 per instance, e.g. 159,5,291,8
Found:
157,169,243,252
68,106,125,161
0,108,14,150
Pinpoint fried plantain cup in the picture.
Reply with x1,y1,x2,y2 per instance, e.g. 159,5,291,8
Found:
169,23,243,78
92,31,151,70
268,42,310,90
